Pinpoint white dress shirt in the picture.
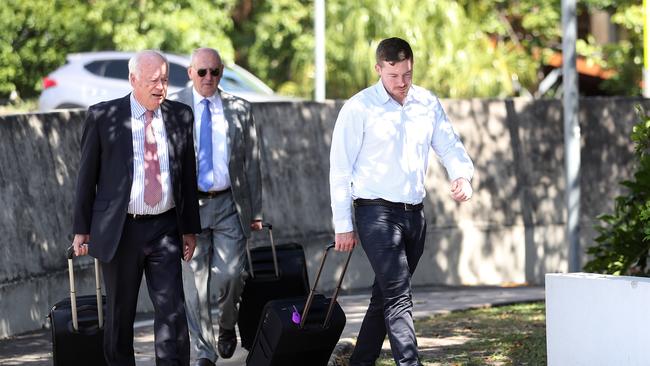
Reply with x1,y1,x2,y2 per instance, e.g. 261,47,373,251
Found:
193,88,231,192
128,94,174,215
329,81,474,233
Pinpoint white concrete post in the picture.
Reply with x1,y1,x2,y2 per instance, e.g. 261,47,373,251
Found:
314,0,326,102
562,0,581,272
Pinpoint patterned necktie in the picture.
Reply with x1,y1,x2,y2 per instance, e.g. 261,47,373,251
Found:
198,99,214,191
143,110,162,207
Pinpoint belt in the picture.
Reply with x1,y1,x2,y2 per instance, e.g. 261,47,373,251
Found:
127,209,172,220
354,198,423,211
198,188,231,199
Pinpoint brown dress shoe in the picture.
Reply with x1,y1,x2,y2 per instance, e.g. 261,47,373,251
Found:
195,358,215,366
217,327,237,359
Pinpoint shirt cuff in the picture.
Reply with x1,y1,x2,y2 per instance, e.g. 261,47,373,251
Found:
333,219,354,234
450,174,472,183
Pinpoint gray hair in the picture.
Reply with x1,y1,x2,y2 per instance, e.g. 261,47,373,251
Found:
128,50,169,78
190,48,222,67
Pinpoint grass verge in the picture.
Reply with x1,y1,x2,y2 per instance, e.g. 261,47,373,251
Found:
375,302,546,366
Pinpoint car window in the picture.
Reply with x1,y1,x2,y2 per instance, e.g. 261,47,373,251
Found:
104,60,129,80
169,63,189,88
84,61,105,76
221,69,270,94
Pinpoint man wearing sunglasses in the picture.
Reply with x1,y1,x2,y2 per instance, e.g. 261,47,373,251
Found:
169,48,263,366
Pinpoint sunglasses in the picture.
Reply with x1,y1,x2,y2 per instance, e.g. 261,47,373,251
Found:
196,68,220,77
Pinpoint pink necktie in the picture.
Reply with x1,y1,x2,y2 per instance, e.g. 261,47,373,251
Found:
143,110,162,207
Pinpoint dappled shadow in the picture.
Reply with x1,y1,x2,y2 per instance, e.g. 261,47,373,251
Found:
249,97,650,291
0,110,88,337
0,329,51,366
3,96,649,339
250,100,367,291
0,103,131,337
425,96,650,286
0,110,85,284
579,97,650,259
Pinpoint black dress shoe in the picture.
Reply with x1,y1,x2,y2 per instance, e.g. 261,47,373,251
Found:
217,327,237,359
195,358,215,366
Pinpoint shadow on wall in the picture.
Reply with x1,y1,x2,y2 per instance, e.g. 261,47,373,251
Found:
419,97,647,285
249,97,650,288
0,97,648,338
0,110,86,336
250,100,360,290
0,111,84,281
253,101,336,240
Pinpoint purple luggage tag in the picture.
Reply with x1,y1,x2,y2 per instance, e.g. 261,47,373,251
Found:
291,305,301,324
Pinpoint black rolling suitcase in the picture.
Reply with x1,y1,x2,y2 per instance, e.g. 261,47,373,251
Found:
245,243,353,366
49,246,107,366
238,223,310,350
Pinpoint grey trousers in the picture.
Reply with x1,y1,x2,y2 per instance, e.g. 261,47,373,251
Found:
181,192,247,362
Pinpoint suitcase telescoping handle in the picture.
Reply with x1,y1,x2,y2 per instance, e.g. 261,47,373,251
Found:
245,222,279,279
299,242,353,329
66,245,104,332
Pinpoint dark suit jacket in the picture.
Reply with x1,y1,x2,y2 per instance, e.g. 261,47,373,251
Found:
169,88,262,238
73,94,201,263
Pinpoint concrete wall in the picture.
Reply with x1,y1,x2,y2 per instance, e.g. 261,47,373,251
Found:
0,97,647,338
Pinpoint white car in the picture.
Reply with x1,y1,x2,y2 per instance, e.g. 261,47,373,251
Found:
38,51,281,111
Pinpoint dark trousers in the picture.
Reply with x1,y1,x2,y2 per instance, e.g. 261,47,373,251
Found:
102,210,190,366
349,204,426,366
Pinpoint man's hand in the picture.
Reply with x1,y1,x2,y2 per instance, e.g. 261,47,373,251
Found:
72,234,90,256
335,231,356,252
450,177,473,202
183,234,197,261
250,220,263,231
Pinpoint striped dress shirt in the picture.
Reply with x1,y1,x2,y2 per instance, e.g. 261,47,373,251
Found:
127,94,174,215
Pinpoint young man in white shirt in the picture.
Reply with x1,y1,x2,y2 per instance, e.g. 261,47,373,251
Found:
329,37,474,366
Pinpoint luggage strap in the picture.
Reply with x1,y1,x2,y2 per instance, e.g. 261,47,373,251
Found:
66,246,104,332
300,243,353,329
245,222,279,279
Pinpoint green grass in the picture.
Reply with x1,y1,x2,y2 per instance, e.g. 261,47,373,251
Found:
375,302,546,366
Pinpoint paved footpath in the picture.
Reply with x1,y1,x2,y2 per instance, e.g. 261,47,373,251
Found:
0,285,544,365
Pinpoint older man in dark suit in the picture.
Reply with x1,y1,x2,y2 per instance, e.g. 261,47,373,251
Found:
72,50,201,366
169,47,262,366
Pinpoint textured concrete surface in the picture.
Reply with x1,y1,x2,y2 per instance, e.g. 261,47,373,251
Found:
0,285,545,365
0,97,647,337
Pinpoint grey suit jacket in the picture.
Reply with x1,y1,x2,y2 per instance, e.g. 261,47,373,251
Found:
169,87,262,238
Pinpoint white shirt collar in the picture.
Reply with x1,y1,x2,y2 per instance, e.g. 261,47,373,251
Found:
191,88,221,109
130,93,161,119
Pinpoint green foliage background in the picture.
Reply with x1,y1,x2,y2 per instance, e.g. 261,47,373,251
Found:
0,0,643,100
1,0,236,99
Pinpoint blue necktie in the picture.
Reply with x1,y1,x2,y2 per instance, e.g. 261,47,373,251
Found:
198,99,213,191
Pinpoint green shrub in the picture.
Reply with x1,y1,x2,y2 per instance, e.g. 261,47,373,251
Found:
584,107,650,275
